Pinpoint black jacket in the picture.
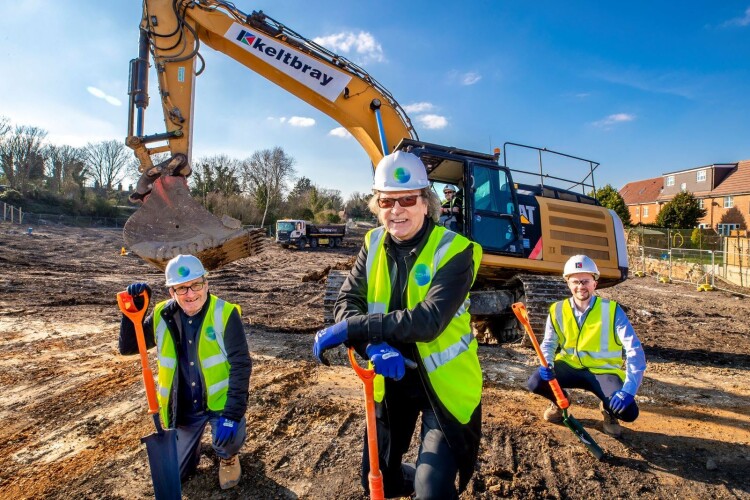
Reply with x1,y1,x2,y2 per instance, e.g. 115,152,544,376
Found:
119,294,252,423
334,218,481,491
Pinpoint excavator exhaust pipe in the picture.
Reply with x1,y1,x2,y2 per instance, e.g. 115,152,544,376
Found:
123,157,267,271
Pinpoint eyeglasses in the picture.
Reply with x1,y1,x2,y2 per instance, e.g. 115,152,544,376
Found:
172,280,206,295
568,278,594,287
377,195,421,209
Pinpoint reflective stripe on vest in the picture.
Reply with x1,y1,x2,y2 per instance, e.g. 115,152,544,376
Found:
364,225,483,424
550,297,624,380
154,295,242,427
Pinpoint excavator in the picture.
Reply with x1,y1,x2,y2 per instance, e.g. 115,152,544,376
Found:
125,0,628,340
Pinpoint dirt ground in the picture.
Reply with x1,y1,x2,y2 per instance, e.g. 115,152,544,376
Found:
0,221,748,499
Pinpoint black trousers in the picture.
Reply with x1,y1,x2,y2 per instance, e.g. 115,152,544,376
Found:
527,360,639,422
361,406,459,500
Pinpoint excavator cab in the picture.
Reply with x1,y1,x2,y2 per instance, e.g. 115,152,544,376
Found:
397,139,526,260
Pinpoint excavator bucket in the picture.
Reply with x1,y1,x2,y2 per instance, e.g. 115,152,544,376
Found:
123,175,267,270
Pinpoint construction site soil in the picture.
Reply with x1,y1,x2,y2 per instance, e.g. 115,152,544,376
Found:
0,222,748,499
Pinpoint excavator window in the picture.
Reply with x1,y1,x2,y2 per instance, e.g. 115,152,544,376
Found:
470,163,522,255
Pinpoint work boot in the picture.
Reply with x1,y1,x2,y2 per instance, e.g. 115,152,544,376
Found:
600,402,622,437
219,455,241,490
543,403,563,423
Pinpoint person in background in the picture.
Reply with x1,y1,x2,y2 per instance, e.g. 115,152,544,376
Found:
313,151,483,499
439,184,463,232
527,254,646,437
118,254,251,489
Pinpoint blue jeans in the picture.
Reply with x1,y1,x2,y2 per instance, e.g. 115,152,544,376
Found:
527,361,639,422
176,411,247,480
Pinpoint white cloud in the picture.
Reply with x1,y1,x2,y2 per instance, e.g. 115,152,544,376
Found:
313,31,385,64
417,114,448,130
288,116,316,127
592,113,635,128
576,92,591,99
87,86,121,106
721,7,750,27
404,102,434,113
329,127,352,138
461,72,482,86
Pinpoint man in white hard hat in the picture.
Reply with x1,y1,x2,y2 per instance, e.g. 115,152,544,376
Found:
118,254,251,489
526,254,646,437
313,150,483,498
439,184,463,232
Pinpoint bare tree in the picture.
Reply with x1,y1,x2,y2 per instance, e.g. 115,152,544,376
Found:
45,144,87,194
83,140,132,192
240,147,296,227
0,125,48,192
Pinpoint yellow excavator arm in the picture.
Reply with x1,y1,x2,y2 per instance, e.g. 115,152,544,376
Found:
124,1,417,271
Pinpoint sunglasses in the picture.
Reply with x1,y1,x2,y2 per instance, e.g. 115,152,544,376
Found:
377,195,421,209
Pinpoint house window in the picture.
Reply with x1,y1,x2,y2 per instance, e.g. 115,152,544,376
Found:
697,169,706,182
717,223,740,236
680,182,687,191
698,223,709,229
698,199,705,209
666,175,675,187
643,206,649,217
635,206,640,215
724,196,734,209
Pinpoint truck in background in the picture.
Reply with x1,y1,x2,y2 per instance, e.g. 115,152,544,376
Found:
275,219,346,250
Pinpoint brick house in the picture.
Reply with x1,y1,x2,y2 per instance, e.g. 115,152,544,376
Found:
619,177,662,224
620,160,750,232
694,160,750,234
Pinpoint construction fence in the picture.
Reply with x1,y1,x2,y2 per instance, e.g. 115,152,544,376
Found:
2,202,129,228
626,226,750,290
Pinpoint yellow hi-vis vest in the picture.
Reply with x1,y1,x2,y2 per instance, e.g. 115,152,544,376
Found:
364,225,483,424
154,295,241,427
549,297,625,380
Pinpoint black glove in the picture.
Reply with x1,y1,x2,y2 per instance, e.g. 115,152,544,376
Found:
127,282,152,310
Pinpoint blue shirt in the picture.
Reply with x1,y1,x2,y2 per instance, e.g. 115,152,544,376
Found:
541,296,646,396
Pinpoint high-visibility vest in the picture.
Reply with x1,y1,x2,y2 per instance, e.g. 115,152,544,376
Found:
549,297,624,380
364,225,483,424
154,295,241,427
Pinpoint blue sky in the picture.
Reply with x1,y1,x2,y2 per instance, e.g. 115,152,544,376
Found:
1,1,749,199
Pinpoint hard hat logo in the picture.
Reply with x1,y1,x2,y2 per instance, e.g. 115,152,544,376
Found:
178,266,191,277
393,167,411,184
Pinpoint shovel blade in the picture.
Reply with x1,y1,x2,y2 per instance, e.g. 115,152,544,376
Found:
142,428,182,500
563,413,605,460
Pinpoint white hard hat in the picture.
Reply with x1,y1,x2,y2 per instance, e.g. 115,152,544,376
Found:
372,151,429,192
443,184,457,192
165,254,206,287
563,254,600,281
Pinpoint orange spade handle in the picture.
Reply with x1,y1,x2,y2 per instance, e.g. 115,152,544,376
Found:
511,302,569,410
117,291,159,415
348,348,385,500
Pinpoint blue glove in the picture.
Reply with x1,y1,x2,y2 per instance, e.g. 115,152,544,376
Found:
538,365,555,381
366,342,406,381
126,282,151,309
313,320,348,366
609,390,634,415
214,416,239,447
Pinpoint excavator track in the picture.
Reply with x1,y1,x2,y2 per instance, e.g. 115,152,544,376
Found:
323,270,349,325
515,274,570,345
123,175,267,270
